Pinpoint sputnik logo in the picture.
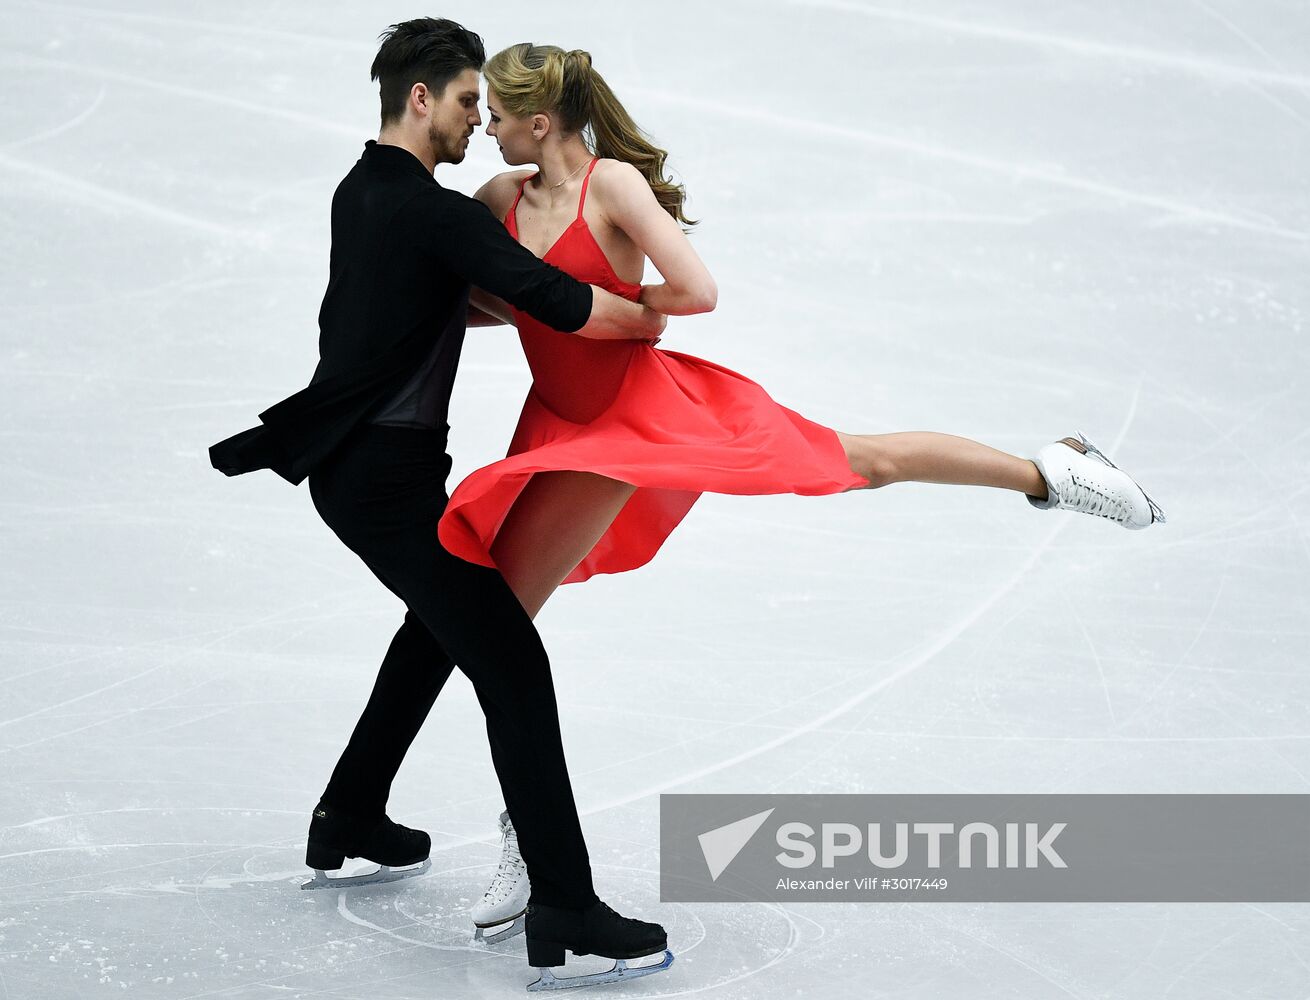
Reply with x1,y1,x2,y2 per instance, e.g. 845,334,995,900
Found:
697,808,775,881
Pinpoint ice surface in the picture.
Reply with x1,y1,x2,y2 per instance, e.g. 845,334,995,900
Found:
2,1,1309,997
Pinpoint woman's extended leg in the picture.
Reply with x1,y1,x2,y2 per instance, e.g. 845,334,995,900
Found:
836,431,1049,498
490,470,639,620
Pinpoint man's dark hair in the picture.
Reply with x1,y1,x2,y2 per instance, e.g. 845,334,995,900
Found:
370,18,486,127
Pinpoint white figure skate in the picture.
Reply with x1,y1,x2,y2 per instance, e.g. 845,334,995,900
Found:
1026,431,1166,529
472,810,530,945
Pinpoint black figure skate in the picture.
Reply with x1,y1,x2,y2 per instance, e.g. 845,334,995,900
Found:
524,899,674,991
301,800,432,890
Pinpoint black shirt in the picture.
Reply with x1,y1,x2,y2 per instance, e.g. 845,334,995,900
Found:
369,287,470,429
210,141,594,484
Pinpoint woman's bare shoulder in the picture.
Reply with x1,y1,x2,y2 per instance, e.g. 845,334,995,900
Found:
473,169,537,217
588,158,654,216
589,158,646,191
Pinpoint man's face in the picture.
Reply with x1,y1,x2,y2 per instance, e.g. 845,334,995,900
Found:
427,67,482,165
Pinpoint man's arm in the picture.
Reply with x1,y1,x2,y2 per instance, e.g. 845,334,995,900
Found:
577,286,667,341
413,189,663,341
469,278,665,340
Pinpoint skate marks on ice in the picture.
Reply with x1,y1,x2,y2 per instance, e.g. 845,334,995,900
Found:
0,838,490,995
0,83,106,151
0,147,257,243
782,0,1310,92
0,587,387,756
334,859,823,997
0,829,812,997
630,90,1309,242
6,50,362,143
8,0,374,53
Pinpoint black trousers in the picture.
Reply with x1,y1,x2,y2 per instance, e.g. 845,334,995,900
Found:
308,424,597,909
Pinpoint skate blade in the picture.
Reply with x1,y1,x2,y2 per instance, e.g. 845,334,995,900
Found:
1075,430,1168,526
299,857,431,890
473,912,526,946
1073,431,1113,467
527,950,674,992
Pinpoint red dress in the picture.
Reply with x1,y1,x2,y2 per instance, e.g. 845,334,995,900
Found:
437,159,868,583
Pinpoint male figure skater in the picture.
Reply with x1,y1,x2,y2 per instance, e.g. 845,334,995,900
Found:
210,17,672,989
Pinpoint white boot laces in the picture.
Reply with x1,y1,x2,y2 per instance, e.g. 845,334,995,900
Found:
1065,474,1128,524
482,827,523,904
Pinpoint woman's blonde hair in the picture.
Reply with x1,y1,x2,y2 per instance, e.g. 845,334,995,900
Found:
484,43,696,228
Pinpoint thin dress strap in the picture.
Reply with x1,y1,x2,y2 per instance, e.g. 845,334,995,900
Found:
505,173,533,230
575,158,600,221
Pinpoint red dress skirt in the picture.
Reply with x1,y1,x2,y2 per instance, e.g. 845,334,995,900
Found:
437,160,868,584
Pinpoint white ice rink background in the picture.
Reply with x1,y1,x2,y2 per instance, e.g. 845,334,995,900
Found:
2,1,1309,997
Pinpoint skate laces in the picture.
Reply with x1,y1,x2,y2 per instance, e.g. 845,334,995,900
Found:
593,900,645,930
482,827,523,904
1064,474,1129,524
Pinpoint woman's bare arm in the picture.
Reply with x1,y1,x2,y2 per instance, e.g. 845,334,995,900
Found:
469,286,516,326
596,160,717,317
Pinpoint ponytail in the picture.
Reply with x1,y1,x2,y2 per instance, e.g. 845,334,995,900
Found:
586,64,695,228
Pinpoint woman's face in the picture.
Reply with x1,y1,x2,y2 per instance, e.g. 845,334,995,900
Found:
485,87,551,165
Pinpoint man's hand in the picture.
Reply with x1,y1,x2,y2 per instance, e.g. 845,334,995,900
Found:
574,286,667,342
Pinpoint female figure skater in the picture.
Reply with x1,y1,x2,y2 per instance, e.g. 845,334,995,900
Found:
448,43,1167,943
